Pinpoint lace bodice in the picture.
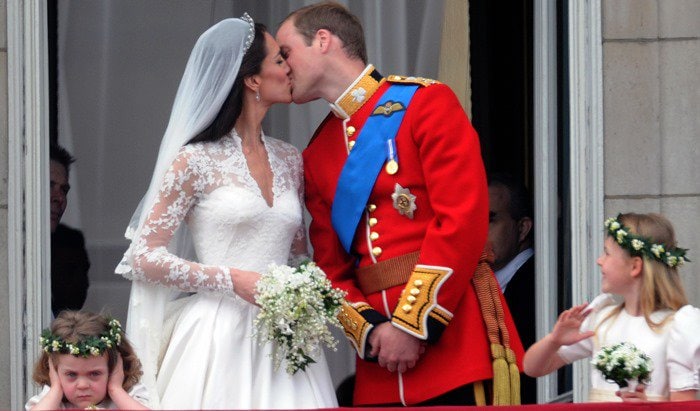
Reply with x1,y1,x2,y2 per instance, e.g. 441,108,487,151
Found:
118,132,307,296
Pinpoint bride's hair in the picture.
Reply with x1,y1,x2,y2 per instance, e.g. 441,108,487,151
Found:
187,22,268,145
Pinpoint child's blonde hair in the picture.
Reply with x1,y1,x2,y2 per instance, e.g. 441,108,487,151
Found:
32,311,143,391
601,213,688,331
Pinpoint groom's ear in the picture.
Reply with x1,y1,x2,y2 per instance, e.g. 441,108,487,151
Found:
315,29,332,52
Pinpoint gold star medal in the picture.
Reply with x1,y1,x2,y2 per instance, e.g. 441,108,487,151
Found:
391,183,417,219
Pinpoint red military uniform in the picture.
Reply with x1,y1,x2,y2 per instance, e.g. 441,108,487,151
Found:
304,65,524,406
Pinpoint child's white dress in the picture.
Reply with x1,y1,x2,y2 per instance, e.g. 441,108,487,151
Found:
558,294,700,402
25,383,150,410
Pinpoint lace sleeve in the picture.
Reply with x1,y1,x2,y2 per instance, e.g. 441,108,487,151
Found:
129,147,234,296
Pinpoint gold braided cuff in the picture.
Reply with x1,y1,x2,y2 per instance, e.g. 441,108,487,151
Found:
338,301,375,359
391,265,453,340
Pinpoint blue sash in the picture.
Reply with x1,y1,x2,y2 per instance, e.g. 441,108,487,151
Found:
331,84,419,253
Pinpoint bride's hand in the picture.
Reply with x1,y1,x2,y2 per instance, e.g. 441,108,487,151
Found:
231,269,261,305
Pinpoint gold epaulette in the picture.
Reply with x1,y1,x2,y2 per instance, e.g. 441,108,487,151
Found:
387,74,441,87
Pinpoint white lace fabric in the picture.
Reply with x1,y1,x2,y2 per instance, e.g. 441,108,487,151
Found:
118,131,307,295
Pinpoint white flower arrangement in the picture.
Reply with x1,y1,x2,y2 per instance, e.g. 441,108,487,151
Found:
254,261,346,375
592,341,653,389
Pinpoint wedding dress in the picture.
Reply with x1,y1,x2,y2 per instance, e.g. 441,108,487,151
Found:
118,131,338,409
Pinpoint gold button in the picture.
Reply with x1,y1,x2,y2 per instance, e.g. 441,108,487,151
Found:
410,288,420,296
372,246,382,257
370,231,379,241
402,304,412,313
407,295,417,303
368,204,377,212
346,126,356,136
352,322,358,330
348,140,356,151
368,217,378,227
413,280,423,287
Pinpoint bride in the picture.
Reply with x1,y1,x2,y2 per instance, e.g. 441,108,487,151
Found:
115,14,337,409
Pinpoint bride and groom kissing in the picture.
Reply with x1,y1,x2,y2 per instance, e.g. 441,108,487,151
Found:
116,2,523,408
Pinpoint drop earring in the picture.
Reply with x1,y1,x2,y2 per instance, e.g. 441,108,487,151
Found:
255,90,261,102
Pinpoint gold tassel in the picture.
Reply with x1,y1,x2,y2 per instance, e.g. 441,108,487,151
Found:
473,381,486,406
490,343,510,406
507,347,521,405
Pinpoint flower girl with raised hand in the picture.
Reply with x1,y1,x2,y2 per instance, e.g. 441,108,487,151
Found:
26,311,150,410
524,213,699,402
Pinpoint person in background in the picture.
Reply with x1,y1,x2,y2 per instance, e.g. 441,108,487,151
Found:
50,143,90,318
487,172,536,403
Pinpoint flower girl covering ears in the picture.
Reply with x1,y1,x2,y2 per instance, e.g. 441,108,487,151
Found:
26,311,150,410
523,213,699,402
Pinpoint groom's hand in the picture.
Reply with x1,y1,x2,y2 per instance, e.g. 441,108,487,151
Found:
369,322,423,373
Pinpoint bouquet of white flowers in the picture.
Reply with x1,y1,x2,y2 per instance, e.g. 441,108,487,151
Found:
592,341,653,390
254,261,346,375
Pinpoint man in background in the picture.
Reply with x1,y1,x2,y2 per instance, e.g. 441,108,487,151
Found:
488,172,535,403
50,143,90,317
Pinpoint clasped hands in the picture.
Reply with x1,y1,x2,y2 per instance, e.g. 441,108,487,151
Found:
368,322,426,373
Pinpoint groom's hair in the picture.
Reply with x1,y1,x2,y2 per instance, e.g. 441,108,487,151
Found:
282,1,367,64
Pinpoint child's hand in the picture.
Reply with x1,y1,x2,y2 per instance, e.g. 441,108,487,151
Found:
549,303,595,346
31,357,65,410
616,384,648,402
107,353,126,393
47,357,63,392
105,353,150,409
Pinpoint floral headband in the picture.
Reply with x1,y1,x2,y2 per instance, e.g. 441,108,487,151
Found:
40,318,123,357
604,214,689,268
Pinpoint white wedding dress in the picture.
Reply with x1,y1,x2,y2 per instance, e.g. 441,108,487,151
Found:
119,131,338,409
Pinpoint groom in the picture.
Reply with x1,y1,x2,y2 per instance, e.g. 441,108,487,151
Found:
277,2,524,406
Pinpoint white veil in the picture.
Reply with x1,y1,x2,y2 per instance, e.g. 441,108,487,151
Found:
115,14,255,406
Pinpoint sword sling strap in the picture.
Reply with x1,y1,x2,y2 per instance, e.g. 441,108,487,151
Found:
472,245,521,405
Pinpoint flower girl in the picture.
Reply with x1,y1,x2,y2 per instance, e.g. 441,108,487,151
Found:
524,213,699,402
26,311,150,410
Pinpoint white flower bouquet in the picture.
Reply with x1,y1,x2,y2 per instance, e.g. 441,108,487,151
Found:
592,341,653,390
254,261,346,375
